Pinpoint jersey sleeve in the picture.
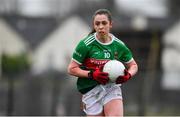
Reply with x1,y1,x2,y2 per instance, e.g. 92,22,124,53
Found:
119,44,133,63
72,40,89,64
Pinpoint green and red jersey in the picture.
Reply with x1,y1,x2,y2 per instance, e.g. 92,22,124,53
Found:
72,33,133,94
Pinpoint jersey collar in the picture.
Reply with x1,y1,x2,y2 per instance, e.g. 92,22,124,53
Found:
94,33,114,45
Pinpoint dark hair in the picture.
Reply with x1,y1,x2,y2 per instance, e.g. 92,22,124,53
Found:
89,9,112,35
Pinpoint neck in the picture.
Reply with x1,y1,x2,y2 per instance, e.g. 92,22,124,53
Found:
96,33,111,43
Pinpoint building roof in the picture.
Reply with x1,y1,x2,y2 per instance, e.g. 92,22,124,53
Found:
3,15,58,49
2,7,177,51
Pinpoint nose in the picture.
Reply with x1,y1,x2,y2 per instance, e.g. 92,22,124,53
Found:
99,23,104,29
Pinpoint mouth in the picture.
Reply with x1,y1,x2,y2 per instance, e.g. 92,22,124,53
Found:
98,31,105,34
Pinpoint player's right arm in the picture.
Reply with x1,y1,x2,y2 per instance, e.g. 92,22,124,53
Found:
68,60,109,84
68,40,90,78
68,60,89,78
67,39,109,84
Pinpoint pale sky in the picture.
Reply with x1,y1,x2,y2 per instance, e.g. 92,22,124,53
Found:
15,0,168,18
115,0,168,18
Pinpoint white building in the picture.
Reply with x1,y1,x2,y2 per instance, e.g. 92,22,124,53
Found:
162,20,180,90
0,19,28,56
0,18,28,77
32,16,90,74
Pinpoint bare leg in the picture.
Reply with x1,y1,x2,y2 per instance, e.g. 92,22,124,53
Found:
103,99,123,116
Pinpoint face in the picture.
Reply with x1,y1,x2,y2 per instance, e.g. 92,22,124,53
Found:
93,14,112,37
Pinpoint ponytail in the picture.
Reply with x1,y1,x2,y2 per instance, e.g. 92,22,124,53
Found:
88,29,96,35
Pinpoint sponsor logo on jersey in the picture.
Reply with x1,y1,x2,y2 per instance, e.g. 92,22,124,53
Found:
74,50,82,57
83,58,109,69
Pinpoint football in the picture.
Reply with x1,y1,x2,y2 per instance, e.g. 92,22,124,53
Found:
103,60,125,82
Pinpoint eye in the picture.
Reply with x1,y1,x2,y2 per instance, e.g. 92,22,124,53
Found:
95,22,100,26
102,21,108,25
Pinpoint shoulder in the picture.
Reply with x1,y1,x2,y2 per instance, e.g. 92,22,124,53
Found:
82,33,96,46
112,35,125,46
75,34,95,50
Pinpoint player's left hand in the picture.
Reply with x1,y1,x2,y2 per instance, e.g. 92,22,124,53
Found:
116,69,131,84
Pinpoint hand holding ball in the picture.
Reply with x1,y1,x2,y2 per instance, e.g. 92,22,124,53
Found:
103,60,125,82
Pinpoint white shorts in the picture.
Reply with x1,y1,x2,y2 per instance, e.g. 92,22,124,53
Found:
82,83,122,115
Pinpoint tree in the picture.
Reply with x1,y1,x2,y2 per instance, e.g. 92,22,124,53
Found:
1,53,30,115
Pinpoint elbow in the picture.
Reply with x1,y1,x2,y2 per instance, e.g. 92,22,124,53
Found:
67,66,73,75
133,63,138,76
67,60,80,76
67,65,77,76
67,68,71,75
67,64,73,75
135,64,138,74
133,62,138,74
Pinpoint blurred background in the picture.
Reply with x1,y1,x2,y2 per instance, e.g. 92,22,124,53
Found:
0,0,180,116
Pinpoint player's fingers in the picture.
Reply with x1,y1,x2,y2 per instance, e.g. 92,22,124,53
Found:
124,69,128,75
116,77,121,82
101,77,109,83
100,72,108,76
98,65,104,71
101,80,108,85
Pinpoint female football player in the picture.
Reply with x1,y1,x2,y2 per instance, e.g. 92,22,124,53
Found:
67,9,138,116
